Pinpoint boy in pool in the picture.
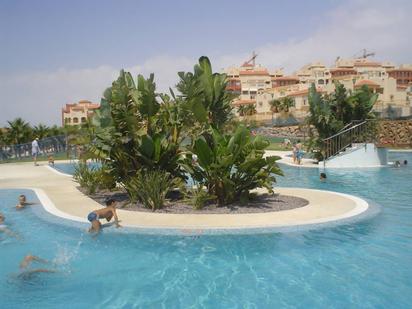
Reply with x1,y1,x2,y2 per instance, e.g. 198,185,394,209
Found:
16,194,36,210
0,212,18,237
18,254,56,279
320,172,327,181
87,198,121,233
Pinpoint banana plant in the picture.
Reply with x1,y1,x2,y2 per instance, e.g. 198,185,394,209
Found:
87,70,185,196
182,125,283,206
177,56,235,134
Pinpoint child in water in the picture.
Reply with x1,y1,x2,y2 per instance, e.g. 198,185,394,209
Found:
16,195,36,210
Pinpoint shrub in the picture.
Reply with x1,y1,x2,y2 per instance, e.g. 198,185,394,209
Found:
73,162,116,194
73,162,101,195
188,186,215,210
124,170,178,211
183,125,283,206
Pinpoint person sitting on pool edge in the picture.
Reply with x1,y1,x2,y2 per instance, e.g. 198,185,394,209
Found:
87,198,121,233
320,172,327,181
16,194,36,210
48,154,55,166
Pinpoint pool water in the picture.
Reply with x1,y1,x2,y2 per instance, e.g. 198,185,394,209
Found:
53,161,100,175
1,152,412,308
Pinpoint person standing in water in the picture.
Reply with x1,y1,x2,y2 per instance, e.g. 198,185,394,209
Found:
87,198,121,233
295,140,303,165
16,194,36,210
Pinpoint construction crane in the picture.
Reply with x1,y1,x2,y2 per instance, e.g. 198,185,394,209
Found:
353,49,375,59
242,51,258,67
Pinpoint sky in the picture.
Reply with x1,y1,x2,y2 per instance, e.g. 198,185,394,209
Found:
0,0,411,126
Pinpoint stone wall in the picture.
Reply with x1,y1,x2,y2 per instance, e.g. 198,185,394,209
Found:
378,120,412,147
255,125,309,138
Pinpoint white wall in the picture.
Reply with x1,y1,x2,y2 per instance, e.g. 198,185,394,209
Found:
320,143,388,168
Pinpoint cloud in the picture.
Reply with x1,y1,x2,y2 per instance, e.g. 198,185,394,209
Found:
0,56,195,126
0,0,411,126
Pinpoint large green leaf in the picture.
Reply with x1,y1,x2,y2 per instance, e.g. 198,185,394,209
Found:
140,135,154,158
191,99,207,123
194,137,213,167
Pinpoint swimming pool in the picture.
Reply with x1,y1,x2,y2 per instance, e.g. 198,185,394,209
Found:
1,152,411,308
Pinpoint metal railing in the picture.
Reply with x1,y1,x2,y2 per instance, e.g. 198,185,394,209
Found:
323,120,378,160
0,135,69,162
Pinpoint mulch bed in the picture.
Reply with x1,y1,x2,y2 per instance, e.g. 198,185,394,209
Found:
79,187,309,214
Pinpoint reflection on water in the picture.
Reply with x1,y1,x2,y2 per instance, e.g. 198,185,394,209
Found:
0,152,412,308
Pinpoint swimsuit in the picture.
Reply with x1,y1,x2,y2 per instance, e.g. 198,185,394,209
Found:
87,212,99,222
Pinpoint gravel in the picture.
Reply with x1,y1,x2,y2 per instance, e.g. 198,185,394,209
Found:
81,188,309,214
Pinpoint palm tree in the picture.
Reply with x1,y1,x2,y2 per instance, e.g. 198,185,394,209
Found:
0,128,8,146
7,118,32,144
33,123,50,140
269,99,282,113
237,105,247,116
244,104,257,116
280,97,294,113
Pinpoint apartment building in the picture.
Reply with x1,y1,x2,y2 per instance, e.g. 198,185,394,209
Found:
226,56,412,123
61,100,100,126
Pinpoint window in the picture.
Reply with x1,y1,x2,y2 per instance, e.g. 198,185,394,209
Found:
73,117,79,124
81,117,87,123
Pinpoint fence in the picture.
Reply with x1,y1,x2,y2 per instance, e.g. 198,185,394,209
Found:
0,135,71,162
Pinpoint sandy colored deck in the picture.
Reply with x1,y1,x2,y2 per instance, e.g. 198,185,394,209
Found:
265,150,320,168
0,161,368,231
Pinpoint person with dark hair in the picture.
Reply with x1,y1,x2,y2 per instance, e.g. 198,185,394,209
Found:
87,198,121,233
15,194,36,210
320,172,327,181
404,160,408,165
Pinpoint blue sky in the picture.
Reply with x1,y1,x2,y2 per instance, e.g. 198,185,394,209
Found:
0,0,411,125
0,0,336,73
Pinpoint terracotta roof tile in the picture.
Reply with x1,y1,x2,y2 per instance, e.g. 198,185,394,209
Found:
232,99,256,106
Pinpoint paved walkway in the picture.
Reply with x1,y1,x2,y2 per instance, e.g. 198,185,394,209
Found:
265,150,320,168
0,161,368,232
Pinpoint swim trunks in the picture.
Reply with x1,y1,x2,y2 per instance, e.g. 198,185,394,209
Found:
87,212,99,222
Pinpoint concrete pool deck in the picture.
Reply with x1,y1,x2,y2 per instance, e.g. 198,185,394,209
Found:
0,161,368,231
265,150,319,168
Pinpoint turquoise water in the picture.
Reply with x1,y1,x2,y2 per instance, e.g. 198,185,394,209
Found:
53,161,100,175
1,152,412,308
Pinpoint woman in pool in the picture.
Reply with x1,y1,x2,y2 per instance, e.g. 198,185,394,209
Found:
87,198,121,233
